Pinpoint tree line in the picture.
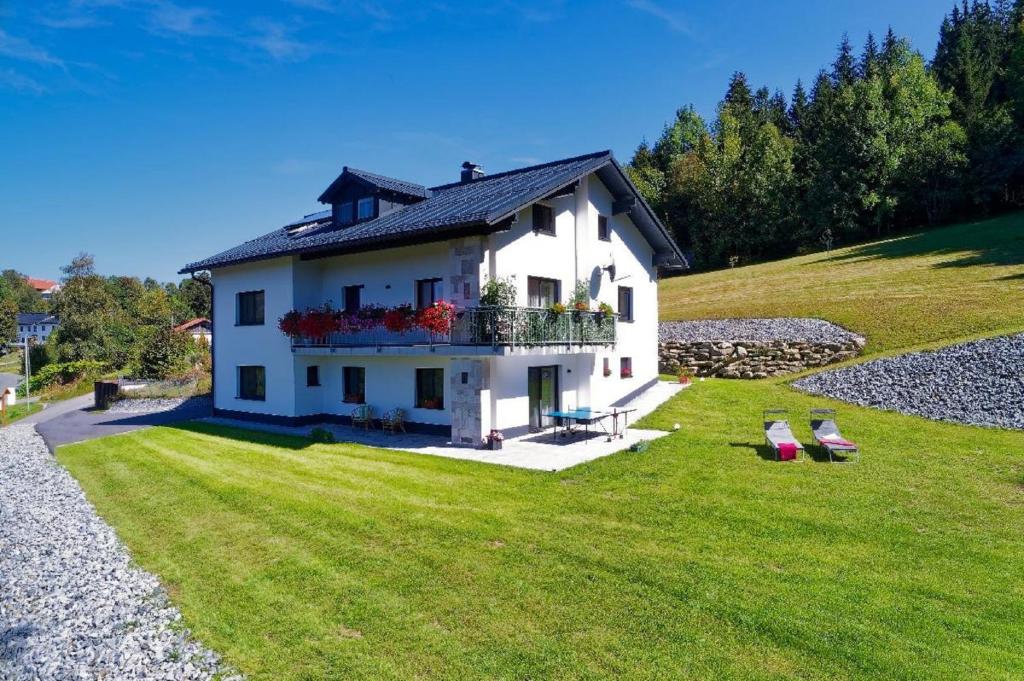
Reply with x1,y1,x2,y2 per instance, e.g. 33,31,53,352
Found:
628,1,1024,269
0,254,211,381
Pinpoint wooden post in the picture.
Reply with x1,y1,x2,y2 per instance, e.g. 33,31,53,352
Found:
1,390,7,427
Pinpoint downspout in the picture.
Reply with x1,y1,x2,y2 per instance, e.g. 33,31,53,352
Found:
192,272,214,411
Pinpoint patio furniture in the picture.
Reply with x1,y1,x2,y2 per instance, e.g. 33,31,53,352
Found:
542,407,636,443
351,404,373,430
382,408,406,435
763,409,804,461
810,409,860,463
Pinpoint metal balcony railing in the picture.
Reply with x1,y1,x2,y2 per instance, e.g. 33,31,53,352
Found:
291,306,617,349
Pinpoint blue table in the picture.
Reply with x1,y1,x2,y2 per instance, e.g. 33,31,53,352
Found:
542,408,636,442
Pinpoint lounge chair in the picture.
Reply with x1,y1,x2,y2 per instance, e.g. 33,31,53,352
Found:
351,404,373,430
809,409,860,463
382,408,406,435
763,409,804,461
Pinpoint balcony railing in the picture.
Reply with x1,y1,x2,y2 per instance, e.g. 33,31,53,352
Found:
291,307,617,350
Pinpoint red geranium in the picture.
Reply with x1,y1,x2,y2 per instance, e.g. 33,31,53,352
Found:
278,310,302,338
298,305,339,338
383,304,415,333
417,300,455,335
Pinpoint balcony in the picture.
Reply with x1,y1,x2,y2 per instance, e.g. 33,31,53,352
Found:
291,307,616,350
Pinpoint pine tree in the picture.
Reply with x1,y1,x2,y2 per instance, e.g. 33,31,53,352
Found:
832,33,857,86
789,79,809,136
861,31,879,79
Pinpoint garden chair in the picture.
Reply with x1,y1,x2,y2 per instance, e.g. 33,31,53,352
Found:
763,409,804,462
809,409,860,463
351,404,373,430
381,408,406,435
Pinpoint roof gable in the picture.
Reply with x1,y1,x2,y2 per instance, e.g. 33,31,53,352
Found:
317,167,429,204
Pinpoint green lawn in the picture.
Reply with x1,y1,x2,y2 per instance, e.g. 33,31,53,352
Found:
58,379,1024,680
2,401,40,425
660,213,1024,355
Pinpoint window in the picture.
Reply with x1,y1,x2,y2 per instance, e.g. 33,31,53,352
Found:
416,278,444,309
238,366,266,400
533,203,554,235
237,290,265,326
306,365,320,387
357,197,375,220
527,276,560,308
603,357,611,377
620,357,633,379
337,202,354,225
598,215,610,241
343,285,362,314
618,286,634,322
343,367,365,404
415,368,444,409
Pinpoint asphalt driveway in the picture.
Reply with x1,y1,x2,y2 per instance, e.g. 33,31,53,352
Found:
27,396,211,452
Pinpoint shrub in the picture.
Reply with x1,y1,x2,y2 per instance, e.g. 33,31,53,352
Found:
310,427,336,444
480,275,517,307
21,359,106,395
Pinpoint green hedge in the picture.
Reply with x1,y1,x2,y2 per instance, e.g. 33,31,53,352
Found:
20,360,106,396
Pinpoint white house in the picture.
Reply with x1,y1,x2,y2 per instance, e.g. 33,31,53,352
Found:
180,151,686,444
16,313,59,345
174,317,212,342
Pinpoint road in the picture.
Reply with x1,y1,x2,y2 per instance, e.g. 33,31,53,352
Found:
0,372,21,393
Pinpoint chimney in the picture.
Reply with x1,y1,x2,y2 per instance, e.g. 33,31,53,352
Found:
460,161,485,183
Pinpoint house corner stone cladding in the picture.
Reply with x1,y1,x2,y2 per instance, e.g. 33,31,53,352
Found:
450,358,488,446
448,237,484,308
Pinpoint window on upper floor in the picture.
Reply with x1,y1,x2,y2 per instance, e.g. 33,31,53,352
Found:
237,290,265,326
527,276,560,308
618,286,634,322
343,366,365,404
416,368,444,409
343,285,362,314
416,278,444,309
337,201,354,225
598,215,610,241
357,197,375,221
533,203,555,235
238,365,266,400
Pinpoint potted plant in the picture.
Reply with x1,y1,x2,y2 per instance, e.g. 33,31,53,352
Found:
548,302,566,316
486,429,504,450
417,300,455,335
678,368,692,385
596,301,614,323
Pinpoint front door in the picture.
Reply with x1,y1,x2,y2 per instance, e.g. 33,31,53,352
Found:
528,365,559,430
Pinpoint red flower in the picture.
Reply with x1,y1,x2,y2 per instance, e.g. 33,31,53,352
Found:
298,305,340,338
416,300,455,335
278,310,302,338
383,304,415,333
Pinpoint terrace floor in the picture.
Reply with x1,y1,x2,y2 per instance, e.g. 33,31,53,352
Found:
203,381,685,471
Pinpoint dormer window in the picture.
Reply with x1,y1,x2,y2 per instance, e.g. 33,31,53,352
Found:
337,202,354,225
357,197,375,221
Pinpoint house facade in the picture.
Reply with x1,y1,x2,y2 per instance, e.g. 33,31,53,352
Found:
25,277,60,301
181,151,685,444
174,317,212,342
17,313,59,345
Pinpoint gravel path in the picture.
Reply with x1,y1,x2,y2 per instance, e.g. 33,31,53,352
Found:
793,333,1024,430
0,424,239,680
659,318,864,344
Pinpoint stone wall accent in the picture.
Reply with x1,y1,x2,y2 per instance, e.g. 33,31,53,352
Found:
448,237,484,309
658,338,864,379
449,358,489,446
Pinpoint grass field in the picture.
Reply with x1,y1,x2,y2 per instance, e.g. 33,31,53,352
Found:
0,350,22,373
2,401,40,425
660,213,1024,354
59,379,1024,680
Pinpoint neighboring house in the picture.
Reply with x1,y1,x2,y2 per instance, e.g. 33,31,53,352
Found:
17,313,60,345
25,277,60,300
174,317,212,342
180,150,686,444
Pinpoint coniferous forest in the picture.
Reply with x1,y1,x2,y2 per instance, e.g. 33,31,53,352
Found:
628,2,1024,269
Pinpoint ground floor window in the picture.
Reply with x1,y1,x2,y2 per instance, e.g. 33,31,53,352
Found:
620,357,632,379
343,366,365,404
306,365,320,387
415,368,444,409
238,365,266,400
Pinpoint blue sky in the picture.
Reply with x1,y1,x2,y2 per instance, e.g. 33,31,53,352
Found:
1,0,953,282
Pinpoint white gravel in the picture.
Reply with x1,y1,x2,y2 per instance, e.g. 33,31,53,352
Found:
793,333,1024,430
107,396,212,415
0,424,239,680
659,318,864,344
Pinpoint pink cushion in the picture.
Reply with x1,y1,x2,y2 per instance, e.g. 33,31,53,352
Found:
777,442,797,461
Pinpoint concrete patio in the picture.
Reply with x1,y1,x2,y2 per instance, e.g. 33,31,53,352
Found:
202,380,686,472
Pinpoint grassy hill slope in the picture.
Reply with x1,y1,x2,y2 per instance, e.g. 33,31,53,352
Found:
659,213,1024,354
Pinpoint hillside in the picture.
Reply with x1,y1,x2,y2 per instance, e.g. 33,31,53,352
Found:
659,213,1024,355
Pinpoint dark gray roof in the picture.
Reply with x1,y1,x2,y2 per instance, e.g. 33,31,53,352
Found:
181,150,686,273
18,313,59,325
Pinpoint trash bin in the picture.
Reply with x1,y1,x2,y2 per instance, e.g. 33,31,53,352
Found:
94,380,119,410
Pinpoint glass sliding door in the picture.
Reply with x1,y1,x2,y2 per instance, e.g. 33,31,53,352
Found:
528,365,559,430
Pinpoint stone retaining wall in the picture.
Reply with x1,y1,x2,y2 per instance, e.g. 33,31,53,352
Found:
658,338,864,379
